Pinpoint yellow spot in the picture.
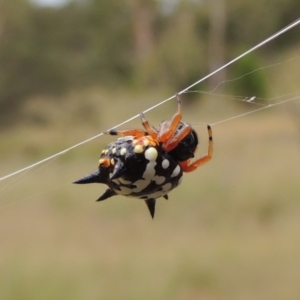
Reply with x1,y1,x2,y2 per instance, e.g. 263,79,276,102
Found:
112,147,117,154
143,139,149,147
146,136,159,147
104,149,109,155
134,145,144,153
101,149,106,154
111,158,115,165
144,147,158,161
120,147,127,155
132,139,139,146
99,158,110,167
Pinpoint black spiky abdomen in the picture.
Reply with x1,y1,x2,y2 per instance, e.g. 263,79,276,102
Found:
98,136,183,200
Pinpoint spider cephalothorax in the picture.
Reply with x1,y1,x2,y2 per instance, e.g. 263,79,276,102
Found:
168,123,198,162
74,94,213,218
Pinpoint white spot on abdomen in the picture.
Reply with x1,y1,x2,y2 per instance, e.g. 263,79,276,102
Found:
162,159,170,169
132,151,158,192
118,177,132,185
132,179,151,193
144,147,158,161
153,175,165,185
143,161,157,179
115,186,132,195
171,165,181,178
162,183,172,192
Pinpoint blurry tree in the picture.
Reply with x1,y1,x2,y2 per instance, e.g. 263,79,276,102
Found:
226,0,300,48
0,0,134,125
134,1,207,92
0,0,36,118
0,0,299,125
133,0,155,62
208,0,226,90
74,0,133,84
230,52,268,103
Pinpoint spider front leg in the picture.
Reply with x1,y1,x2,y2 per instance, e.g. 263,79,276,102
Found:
179,125,213,172
140,112,159,139
159,93,183,142
105,128,148,138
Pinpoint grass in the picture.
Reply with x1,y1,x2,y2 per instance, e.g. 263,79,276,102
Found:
0,83,300,300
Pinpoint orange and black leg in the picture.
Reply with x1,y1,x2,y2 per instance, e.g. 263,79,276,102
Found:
180,125,213,172
105,128,148,138
140,113,158,139
159,94,183,142
163,123,192,152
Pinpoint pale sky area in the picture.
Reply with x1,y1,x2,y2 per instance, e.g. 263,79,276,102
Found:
30,0,199,15
30,0,69,7
30,0,187,10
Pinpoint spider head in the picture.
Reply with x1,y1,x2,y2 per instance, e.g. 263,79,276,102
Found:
167,122,198,162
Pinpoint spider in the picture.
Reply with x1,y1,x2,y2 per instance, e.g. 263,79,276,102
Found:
74,94,213,218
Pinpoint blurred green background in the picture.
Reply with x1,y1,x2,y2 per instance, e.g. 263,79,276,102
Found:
0,0,300,299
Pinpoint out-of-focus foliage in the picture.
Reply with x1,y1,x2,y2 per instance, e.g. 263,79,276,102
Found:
0,0,299,124
133,1,207,91
0,0,133,119
230,52,267,102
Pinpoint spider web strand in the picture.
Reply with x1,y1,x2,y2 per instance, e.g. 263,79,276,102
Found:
0,18,299,182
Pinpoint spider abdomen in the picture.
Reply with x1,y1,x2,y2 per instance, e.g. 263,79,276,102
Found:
106,136,182,198
75,135,183,211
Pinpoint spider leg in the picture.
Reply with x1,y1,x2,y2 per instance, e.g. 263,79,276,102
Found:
140,112,158,139
105,129,148,138
179,125,213,172
163,124,192,152
160,93,182,142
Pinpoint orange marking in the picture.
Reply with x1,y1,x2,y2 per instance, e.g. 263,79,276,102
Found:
99,157,110,168
133,136,159,147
